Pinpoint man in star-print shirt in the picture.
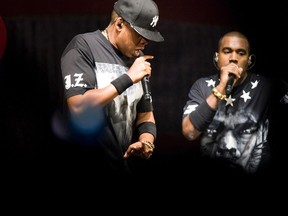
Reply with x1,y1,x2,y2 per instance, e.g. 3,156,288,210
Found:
182,31,273,174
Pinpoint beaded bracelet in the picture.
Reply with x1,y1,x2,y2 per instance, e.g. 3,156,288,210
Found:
140,140,155,150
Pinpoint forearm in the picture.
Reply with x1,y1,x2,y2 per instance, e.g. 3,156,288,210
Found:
123,114,156,159
67,74,133,114
67,84,119,114
182,85,225,141
136,112,156,141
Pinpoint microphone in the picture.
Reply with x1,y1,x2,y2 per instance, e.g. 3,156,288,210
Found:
141,75,152,101
226,74,235,96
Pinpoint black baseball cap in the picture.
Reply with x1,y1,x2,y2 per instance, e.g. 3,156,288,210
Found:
114,0,164,42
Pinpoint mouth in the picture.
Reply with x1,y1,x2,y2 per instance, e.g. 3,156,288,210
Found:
135,49,140,57
134,48,144,56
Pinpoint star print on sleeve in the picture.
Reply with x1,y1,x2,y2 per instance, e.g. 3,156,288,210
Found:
251,80,259,89
206,79,216,87
240,90,251,102
184,104,198,115
225,95,236,106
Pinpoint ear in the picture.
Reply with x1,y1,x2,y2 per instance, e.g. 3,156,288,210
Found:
213,52,220,70
248,55,252,65
115,17,124,29
117,22,122,28
214,52,219,62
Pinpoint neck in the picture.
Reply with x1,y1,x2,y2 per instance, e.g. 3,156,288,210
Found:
102,28,109,41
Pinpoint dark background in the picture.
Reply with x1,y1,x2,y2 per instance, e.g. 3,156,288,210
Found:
0,0,287,206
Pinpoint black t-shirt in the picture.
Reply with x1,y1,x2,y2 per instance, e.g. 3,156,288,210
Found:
183,73,273,173
60,30,152,175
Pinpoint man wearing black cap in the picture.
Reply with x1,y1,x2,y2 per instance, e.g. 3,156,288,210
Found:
60,0,164,177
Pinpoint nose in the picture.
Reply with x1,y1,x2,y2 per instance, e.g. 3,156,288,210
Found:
216,130,241,160
229,52,238,63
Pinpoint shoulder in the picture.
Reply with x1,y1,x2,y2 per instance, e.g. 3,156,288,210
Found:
62,31,100,57
72,30,100,46
188,74,218,98
250,73,268,81
249,73,272,88
192,74,218,88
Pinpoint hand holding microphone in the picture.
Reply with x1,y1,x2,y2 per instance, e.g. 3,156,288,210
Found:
141,55,154,101
224,63,242,96
142,75,151,100
226,74,235,96
127,55,154,82
127,55,154,101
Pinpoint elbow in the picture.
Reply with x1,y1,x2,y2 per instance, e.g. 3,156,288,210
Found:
182,127,197,141
182,114,202,141
67,94,89,114
68,102,83,115
182,119,199,141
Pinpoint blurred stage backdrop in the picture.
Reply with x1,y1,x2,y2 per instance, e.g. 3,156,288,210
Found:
0,0,287,184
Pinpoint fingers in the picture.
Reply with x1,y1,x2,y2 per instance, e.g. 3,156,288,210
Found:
123,141,154,159
137,56,152,77
123,150,131,159
225,63,242,79
141,55,154,61
136,55,153,64
128,56,154,83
